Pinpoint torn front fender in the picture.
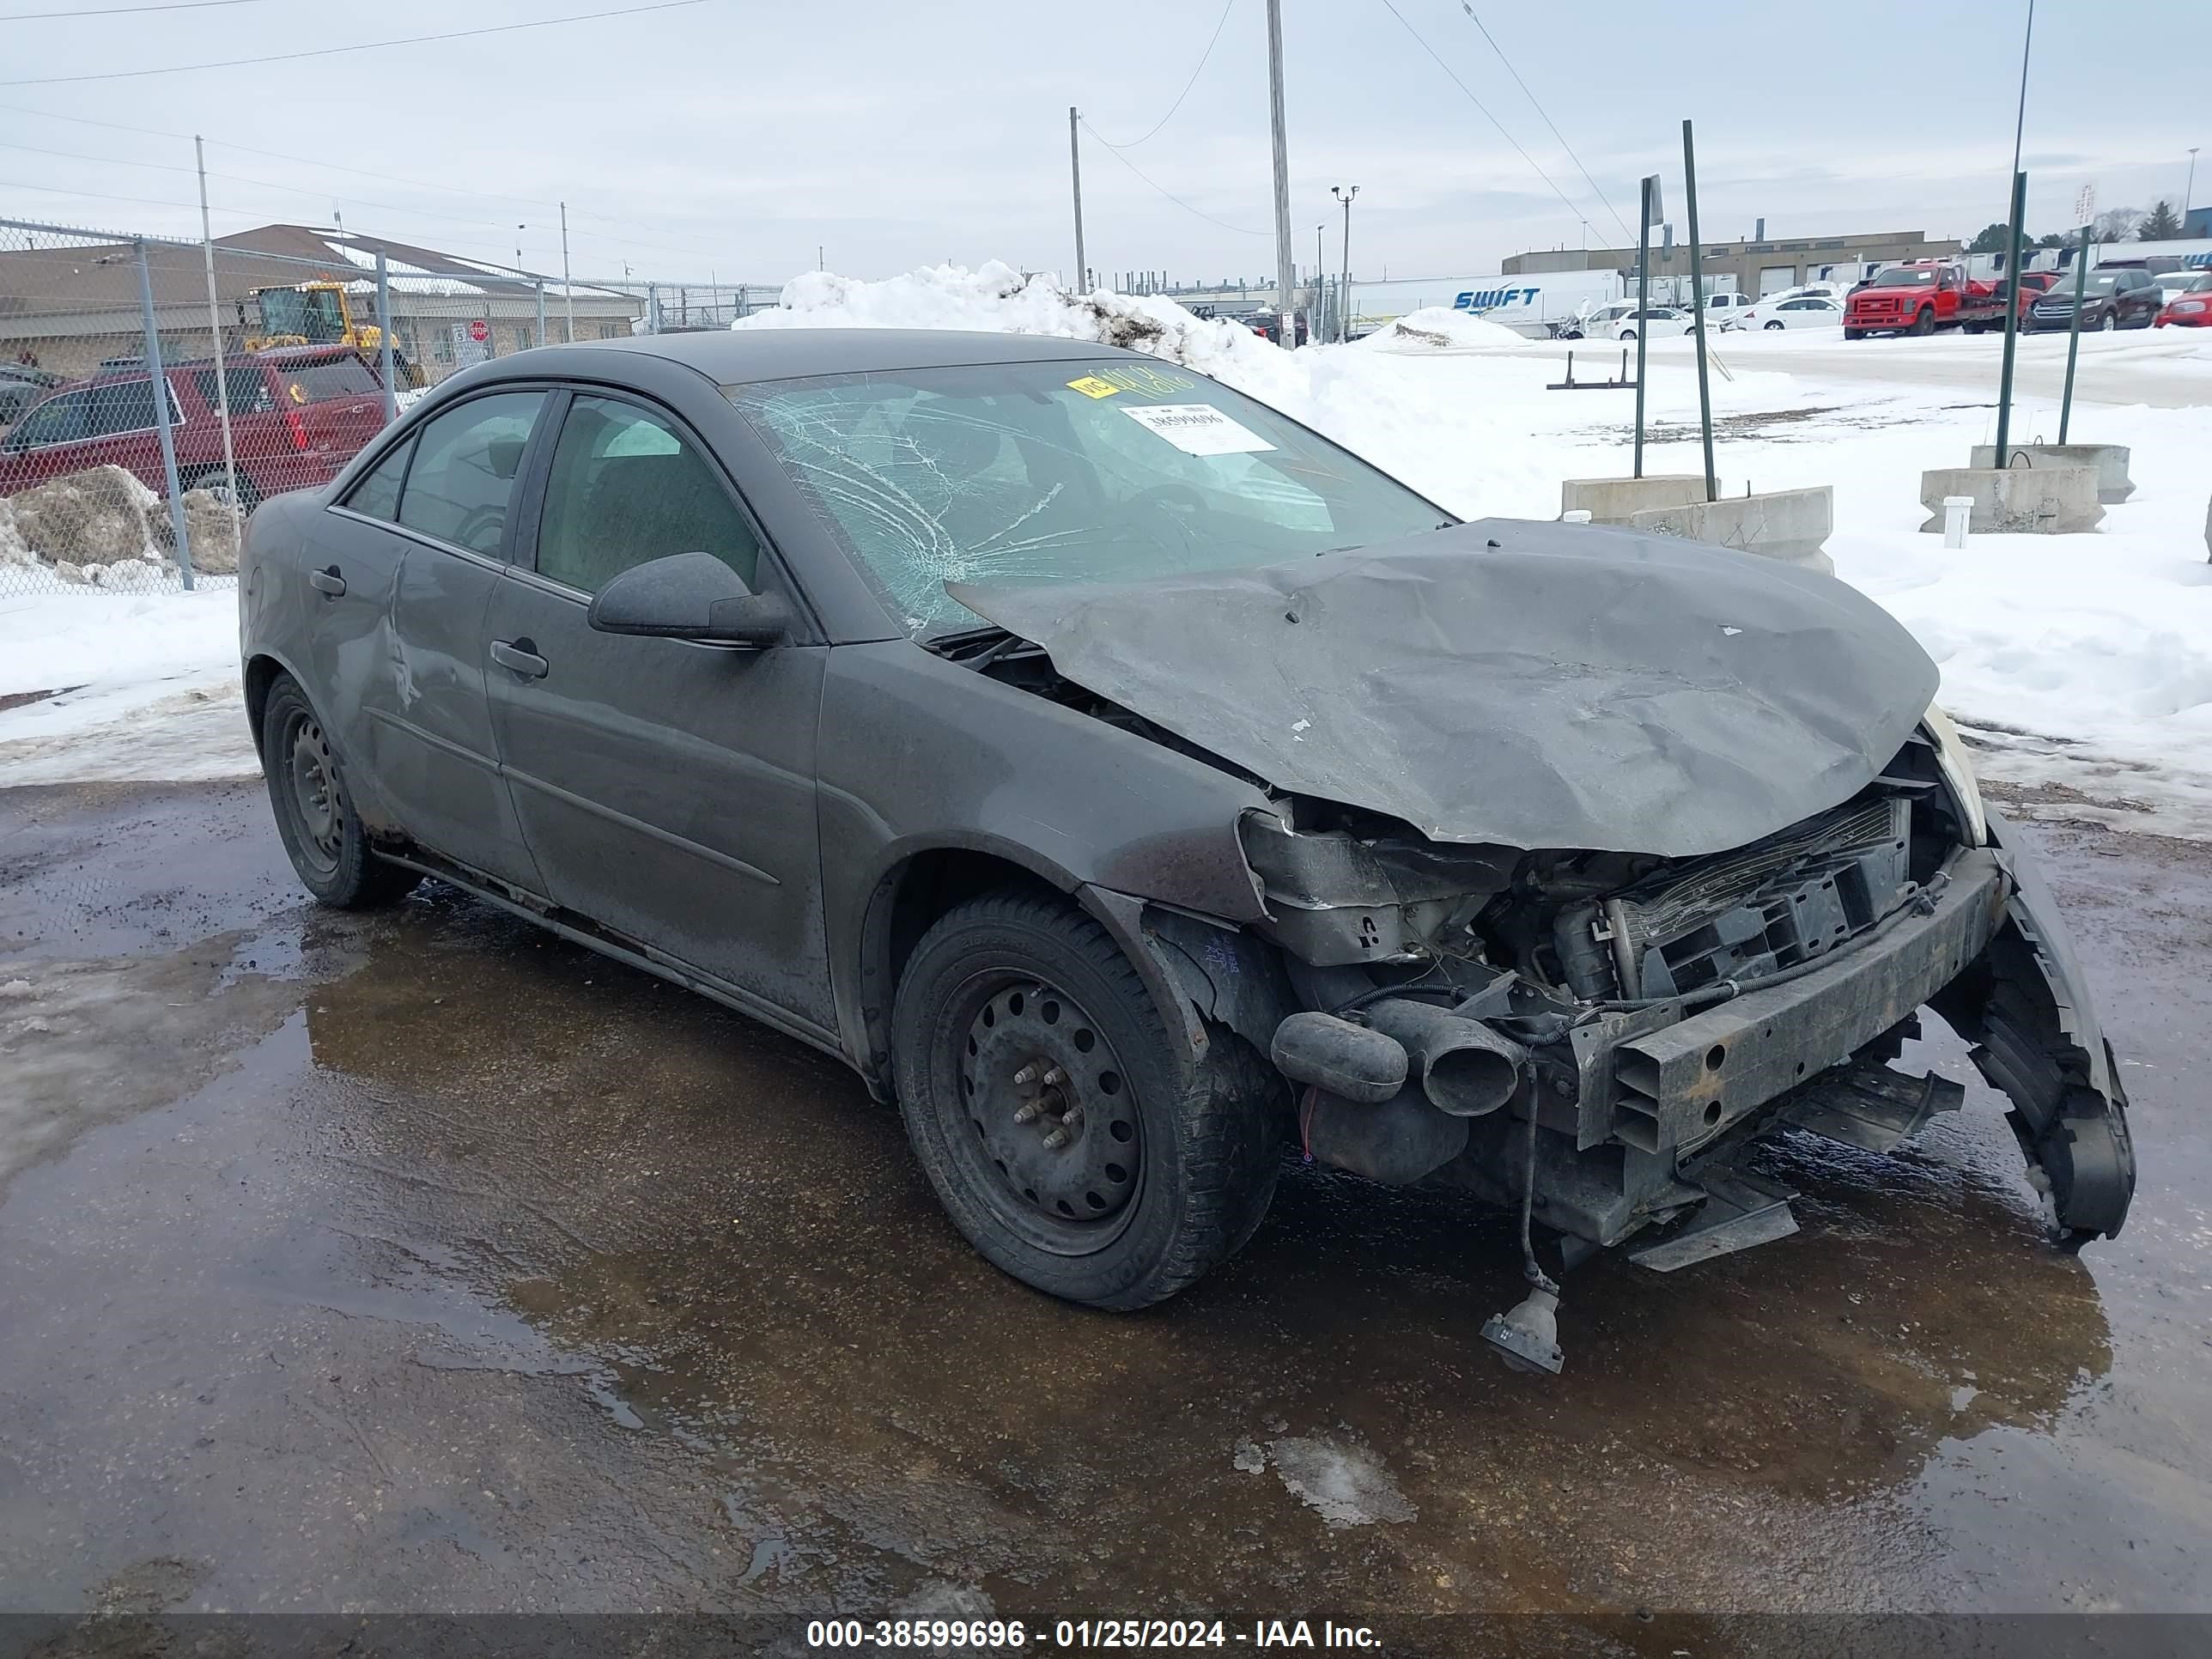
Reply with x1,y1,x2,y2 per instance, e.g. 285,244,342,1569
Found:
1937,806,2135,1241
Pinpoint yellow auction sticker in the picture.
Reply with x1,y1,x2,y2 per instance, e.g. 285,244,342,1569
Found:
1065,375,1121,398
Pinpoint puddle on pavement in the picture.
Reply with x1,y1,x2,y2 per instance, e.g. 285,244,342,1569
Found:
3,803,2206,1620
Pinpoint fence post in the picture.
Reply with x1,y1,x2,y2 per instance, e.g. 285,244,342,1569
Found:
195,134,243,557
135,240,195,590
647,282,661,334
375,250,398,424
535,279,548,349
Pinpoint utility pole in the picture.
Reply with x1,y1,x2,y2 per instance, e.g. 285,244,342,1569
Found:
2188,148,2200,217
1332,185,1358,343
1315,223,1325,339
1264,0,1296,335
1994,169,2028,461
559,200,574,343
1069,107,1088,292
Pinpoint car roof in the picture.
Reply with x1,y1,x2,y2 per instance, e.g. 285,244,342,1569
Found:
526,327,1154,386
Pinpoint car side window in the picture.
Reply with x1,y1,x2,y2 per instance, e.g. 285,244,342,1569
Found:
534,394,761,594
10,389,89,447
82,377,178,438
343,434,413,523
394,391,545,557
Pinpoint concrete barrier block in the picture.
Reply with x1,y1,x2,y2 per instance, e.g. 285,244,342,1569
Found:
1625,487,1835,575
1562,475,1729,524
1919,466,2103,534
1969,443,2135,503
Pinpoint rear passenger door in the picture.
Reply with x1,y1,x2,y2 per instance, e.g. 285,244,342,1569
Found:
481,388,833,1030
319,388,551,895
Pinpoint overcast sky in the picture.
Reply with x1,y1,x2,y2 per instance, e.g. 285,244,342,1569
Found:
3,0,2205,288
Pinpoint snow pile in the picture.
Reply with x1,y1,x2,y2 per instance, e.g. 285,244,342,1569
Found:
1351,305,1527,353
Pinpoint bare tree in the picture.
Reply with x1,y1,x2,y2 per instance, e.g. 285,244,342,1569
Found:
2093,206,2143,244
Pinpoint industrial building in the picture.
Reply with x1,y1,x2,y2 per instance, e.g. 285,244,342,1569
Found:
1504,228,1962,299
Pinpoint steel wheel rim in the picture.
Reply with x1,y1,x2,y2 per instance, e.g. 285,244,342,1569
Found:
946,973,1143,1257
283,709,343,875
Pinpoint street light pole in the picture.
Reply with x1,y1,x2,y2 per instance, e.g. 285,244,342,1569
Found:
2188,147,2200,218
1315,222,1325,338
1264,0,1296,337
1069,106,1088,292
1333,185,1358,343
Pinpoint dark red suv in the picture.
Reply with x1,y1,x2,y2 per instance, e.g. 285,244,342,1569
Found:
0,346,390,507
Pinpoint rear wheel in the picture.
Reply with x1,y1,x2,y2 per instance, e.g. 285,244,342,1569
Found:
1764,319,1784,331
259,674,417,909
1619,328,1638,341
891,892,1278,1310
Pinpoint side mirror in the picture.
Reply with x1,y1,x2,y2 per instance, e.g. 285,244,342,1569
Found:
587,550,788,647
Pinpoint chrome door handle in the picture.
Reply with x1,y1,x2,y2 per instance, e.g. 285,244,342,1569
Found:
490,638,549,679
309,566,345,597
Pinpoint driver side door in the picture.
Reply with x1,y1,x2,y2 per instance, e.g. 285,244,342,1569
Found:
482,387,835,1033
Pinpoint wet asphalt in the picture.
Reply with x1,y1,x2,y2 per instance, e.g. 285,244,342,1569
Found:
0,778,2206,1650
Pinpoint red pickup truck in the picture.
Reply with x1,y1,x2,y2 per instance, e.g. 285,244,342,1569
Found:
1844,260,2038,339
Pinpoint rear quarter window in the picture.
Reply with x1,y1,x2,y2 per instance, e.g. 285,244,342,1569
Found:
280,358,380,404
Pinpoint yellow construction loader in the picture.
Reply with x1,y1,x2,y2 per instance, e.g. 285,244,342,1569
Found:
240,280,422,387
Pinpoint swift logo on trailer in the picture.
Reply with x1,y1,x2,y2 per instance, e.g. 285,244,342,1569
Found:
1454,286,1540,311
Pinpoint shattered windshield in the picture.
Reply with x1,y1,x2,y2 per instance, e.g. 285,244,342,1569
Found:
725,358,1451,634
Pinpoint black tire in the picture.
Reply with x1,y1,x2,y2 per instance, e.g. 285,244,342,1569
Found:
259,674,417,908
1619,328,1638,341
1910,307,1936,337
180,465,261,511
891,891,1279,1311
1764,320,1784,331
2098,309,2117,332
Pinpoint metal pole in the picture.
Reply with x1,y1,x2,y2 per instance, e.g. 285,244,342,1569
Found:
559,200,574,343
646,281,659,335
2058,217,2090,444
1335,186,1358,343
1264,0,1296,333
193,134,242,558
536,279,549,346
1314,223,1323,336
374,250,398,424
2186,148,2198,217
135,240,194,590
1994,169,2027,463
1681,121,1717,503
2008,0,2036,186
1634,175,1652,480
1068,106,1088,292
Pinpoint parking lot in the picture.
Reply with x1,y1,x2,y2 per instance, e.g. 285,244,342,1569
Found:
2,776,2207,1647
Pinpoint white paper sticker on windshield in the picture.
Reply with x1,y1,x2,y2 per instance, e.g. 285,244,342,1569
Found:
1119,404,1277,456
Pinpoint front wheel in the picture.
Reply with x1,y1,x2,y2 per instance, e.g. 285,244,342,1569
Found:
259,674,418,909
891,892,1279,1311
1910,308,1936,337
2099,310,2117,332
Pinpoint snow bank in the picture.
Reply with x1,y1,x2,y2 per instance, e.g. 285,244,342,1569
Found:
1350,306,1527,353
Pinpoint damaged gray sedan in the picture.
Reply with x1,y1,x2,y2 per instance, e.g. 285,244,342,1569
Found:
240,329,2134,1372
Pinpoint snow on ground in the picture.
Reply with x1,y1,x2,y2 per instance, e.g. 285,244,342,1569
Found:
3,260,2208,837
0,588,255,785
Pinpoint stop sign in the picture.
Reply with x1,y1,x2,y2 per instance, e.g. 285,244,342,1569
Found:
468,319,489,343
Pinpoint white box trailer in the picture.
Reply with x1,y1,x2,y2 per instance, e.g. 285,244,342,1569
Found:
1350,270,1629,334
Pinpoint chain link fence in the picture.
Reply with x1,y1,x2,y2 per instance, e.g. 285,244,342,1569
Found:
0,213,779,601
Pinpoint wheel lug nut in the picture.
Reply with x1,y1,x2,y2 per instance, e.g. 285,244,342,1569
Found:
1042,1066,1066,1088
1012,1061,1041,1087
1042,1125,1074,1150
1013,1101,1043,1125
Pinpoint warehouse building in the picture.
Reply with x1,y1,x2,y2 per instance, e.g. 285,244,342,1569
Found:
1504,228,1961,299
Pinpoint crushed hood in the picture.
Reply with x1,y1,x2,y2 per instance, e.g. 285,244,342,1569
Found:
947,519,1940,857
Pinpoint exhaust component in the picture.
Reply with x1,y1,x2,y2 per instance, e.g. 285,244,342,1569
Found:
1304,1087,1469,1186
1270,1011,1407,1105
1364,999,1529,1117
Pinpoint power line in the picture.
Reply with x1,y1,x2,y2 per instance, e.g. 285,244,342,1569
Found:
1077,116,1272,238
0,0,708,87
1454,3,1632,242
1371,0,1599,242
0,109,750,267
0,0,265,17
1087,0,1240,150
